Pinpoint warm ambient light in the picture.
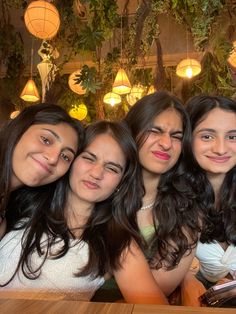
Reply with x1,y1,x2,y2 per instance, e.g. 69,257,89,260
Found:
176,59,201,78
103,92,121,106
69,104,87,121
112,68,131,95
10,110,20,119
24,0,60,40
227,41,236,68
20,78,40,102
126,84,145,106
68,70,86,95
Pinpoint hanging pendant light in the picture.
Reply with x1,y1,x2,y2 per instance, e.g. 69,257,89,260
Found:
68,70,86,95
176,58,201,79
20,78,40,102
176,29,201,79
20,41,40,102
126,84,145,106
103,92,121,106
24,0,60,40
112,68,131,95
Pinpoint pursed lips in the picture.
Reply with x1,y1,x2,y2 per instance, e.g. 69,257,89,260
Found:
152,150,171,160
82,180,100,189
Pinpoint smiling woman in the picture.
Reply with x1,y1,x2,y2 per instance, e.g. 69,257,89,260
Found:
0,120,167,304
0,103,83,238
182,95,236,306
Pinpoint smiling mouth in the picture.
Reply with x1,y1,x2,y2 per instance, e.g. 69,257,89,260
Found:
31,157,51,173
207,156,230,163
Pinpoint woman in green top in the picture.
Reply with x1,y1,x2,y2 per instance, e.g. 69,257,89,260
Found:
124,91,201,297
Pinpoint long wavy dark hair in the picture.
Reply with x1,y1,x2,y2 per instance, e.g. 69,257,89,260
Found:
0,103,83,220
124,91,201,270
186,94,236,245
2,120,142,286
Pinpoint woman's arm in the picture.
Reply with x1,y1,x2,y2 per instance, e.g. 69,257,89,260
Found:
113,241,168,304
151,248,196,297
181,270,206,306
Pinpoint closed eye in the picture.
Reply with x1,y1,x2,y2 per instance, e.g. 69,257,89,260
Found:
148,128,161,135
105,166,120,174
171,134,183,141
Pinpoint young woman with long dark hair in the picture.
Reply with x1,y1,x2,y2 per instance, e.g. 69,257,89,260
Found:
0,103,83,238
0,120,167,304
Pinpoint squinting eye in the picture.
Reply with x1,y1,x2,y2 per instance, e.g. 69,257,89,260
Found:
82,155,94,162
106,167,119,174
172,135,183,141
41,136,50,145
149,128,160,134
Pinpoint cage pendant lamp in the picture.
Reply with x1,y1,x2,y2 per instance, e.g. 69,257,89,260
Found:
112,68,131,95
103,92,121,106
24,0,60,40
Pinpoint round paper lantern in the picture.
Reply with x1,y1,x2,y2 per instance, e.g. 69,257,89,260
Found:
69,104,87,121
176,59,201,78
24,1,60,40
103,92,121,106
68,70,86,95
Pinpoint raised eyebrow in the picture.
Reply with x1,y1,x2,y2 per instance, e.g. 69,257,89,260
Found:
42,128,76,156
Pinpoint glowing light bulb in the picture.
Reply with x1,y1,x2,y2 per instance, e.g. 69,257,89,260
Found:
186,66,193,78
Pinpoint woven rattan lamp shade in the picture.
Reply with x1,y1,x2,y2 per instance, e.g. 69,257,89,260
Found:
176,58,201,78
24,1,60,40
